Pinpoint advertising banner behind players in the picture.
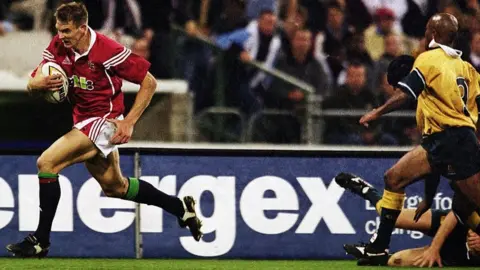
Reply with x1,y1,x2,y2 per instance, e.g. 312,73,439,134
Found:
0,152,454,258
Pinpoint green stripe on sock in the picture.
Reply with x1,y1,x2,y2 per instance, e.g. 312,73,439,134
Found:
38,172,59,178
125,177,140,200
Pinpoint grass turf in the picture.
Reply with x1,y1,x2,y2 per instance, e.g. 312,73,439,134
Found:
0,259,478,270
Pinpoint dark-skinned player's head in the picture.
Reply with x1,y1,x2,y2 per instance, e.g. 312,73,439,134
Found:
54,1,89,49
424,13,458,50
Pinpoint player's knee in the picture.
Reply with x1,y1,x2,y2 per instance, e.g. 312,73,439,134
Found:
384,169,401,191
101,185,123,198
36,155,55,173
100,182,125,198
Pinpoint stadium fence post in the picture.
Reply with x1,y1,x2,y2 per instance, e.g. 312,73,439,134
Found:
134,151,143,259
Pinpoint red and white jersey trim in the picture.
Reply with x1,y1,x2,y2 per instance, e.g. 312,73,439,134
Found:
74,115,124,158
103,47,132,69
74,115,123,142
74,117,100,130
43,50,55,62
88,118,107,142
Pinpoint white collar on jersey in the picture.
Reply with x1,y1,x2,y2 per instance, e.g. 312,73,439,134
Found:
73,26,97,62
428,38,462,58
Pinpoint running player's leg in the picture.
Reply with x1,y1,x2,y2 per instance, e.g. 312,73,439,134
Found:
340,172,439,263
440,127,480,233
6,129,98,257
370,146,431,251
455,176,480,207
335,172,433,232
85,150,203,241
343,146,431,263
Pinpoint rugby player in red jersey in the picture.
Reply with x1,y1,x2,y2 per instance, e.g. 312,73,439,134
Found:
6,2,202,257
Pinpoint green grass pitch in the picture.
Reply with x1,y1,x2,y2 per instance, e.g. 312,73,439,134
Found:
0,259,478,269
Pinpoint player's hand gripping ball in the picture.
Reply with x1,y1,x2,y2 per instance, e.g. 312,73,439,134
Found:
387,55,415,87
41,62,69,103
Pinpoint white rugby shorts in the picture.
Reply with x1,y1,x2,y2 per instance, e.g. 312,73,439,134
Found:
73,115,124,158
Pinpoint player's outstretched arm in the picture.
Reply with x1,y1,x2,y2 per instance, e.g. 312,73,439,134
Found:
359,90,410,127
414,174,441,222
108,72,157,145
413,211,458,267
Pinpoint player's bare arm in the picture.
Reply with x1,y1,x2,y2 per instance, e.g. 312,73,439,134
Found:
360,55,415,127
359,90,410,127
27,64,64,93
414,174,441,222
108,72,157,145
414,211,458,267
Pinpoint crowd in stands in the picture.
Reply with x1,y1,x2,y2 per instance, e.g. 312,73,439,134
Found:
2,0,480,145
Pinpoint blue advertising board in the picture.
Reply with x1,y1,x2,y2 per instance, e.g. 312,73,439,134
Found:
0,153,455,258
139,155,454,259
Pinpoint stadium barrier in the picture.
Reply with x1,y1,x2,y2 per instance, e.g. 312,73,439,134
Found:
0,143,455,259
0,74,194,144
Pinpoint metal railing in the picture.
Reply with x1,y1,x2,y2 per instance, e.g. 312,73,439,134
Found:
170,24,316,143
170,24,417,145
170,24,315,97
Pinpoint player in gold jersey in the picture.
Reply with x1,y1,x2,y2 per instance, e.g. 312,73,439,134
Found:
340,13,480,266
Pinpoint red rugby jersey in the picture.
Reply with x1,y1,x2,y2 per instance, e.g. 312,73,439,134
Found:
32,28,151,124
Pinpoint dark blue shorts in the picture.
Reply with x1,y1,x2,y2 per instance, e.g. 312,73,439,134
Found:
421,127,480,180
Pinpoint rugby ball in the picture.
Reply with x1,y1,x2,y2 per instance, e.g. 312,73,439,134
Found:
41,62,69,103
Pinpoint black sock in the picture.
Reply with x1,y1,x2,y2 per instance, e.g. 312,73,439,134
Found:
365,187,382,205
34,172,61,245
370,190,405,250
371,208,401,250
123,177,185,217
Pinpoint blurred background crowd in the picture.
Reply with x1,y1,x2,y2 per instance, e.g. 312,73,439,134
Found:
1,0,480,146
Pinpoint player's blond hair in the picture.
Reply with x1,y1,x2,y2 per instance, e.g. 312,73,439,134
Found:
55,1,88,27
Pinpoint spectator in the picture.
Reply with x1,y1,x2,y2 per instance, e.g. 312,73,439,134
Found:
322,62,396,145
361,0,408,32
173,0,246,37
337,33,373,87
173,0,216,112
131,37,150,60
0,1,8,36
346,33,374,67
372,33,402,92
217,10,281,84
246,0,298,21
279,6,308,59
401,0,428,38
364,7,406,61
215,9,282,114
344,0,372,32
412,37,427,57
211,0,248,35
265,28,329,110
319,45,347,91
323,2,354,57
467,31,480,71
138,0,174,78
7,0,46,31
456,8,477,58
298,0,327,33
93,0,143,45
